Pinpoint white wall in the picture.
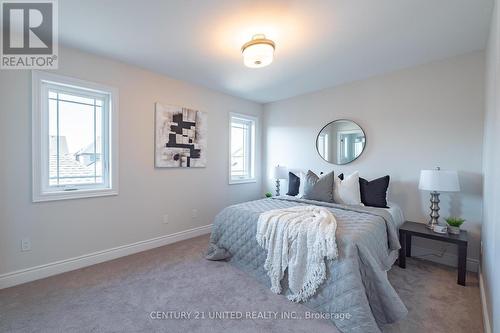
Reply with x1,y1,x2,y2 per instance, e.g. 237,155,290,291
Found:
482,0,500,330
0,47,263,277
263,52,485,268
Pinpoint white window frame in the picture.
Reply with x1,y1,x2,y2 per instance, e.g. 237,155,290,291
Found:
32,71,119,202
229,112,257,185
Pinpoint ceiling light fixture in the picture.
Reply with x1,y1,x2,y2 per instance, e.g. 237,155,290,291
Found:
241,34,275,68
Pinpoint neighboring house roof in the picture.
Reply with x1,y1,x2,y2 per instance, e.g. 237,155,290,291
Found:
50,154,100,185
76,137,102,155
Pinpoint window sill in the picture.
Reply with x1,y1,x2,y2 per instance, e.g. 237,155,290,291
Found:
33,188,118,202
229,178,257,185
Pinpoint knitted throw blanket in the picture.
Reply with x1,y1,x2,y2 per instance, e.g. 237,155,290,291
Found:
256,205,338,303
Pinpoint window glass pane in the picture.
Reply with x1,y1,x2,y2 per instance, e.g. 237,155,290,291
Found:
231,126,244,156
48,99,58,186
51,99,97,186
231,125,246,178
318,133,329,161
231,156,245,177
95,106,103,183
46,88,108,188
57,92,95,105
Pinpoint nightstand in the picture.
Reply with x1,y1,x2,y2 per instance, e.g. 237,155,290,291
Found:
398,221,468,286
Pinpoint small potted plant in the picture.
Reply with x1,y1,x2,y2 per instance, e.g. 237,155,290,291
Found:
445,217,465,235
265,192,273,198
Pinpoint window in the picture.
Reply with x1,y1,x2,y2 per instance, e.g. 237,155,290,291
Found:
317,133,329,161
32,71,118,202
229,113,256,184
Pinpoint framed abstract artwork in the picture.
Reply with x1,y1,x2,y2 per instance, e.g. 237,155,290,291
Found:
155,103,207,168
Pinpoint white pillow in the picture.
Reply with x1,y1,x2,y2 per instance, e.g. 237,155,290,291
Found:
333,171,362,205
297,171,308,198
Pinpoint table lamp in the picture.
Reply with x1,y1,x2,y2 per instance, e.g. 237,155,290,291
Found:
418,167,460,229
272,165,288,196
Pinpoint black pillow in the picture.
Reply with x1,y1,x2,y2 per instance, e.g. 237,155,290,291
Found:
359,176,390,208
286,172,300,196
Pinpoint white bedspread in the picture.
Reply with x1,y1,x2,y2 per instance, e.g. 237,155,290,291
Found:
256,205,338,302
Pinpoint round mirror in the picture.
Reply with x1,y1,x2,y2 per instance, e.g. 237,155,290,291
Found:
316,119,366,165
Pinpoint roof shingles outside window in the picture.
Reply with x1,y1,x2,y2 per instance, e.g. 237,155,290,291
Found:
49,154,101,185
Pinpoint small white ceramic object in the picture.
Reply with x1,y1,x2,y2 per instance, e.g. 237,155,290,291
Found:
433,225,448,234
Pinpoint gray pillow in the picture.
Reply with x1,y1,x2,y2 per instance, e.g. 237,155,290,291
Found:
302,170,334,202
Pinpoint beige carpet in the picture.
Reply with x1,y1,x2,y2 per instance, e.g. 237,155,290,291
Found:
0,235,483,333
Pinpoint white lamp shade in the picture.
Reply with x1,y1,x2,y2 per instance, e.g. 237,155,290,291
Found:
419,169,460,192
243,43,274,68
272,165,288,180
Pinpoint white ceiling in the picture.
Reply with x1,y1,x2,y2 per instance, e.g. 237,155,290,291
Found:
59,0,493,103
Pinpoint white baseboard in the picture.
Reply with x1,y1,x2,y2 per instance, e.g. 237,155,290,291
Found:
0,224,212,290
410,244,479,272
479,267,492,333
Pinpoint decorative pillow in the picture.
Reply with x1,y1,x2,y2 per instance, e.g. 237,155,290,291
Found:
359,175,390,208
297,171,308,197
286,172,300,196
302,170,334,202
334,172,362,205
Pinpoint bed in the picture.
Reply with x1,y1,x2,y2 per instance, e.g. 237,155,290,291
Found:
206,196,408,333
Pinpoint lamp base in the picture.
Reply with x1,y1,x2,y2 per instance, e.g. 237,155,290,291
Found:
427,220,439,230
427,191,440,229
275,179,281,197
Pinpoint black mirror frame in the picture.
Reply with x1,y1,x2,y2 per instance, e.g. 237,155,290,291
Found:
315,119,367,165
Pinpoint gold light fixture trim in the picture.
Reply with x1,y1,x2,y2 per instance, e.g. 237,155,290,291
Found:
241,34,275,68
